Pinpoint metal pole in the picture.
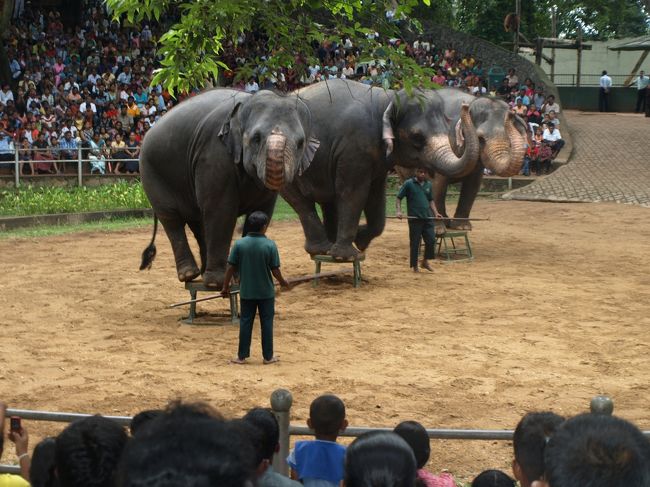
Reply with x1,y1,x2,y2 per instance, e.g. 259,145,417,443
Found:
590,395,614,415
14,144,19,188
77,147,83,187
551,7,556,82
576,27,583,88
271,389,293,477
6,408,132,427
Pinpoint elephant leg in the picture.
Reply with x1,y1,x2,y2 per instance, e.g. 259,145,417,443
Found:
450,164,483,231
432,173,449,236
281,185,331,255
321,202,338,243
187,220,207,274
330,178,370,260
355,177,386,252
159,216,201,282
201,208,238,288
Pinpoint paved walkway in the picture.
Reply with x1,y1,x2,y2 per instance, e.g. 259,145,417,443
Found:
505,111,650,207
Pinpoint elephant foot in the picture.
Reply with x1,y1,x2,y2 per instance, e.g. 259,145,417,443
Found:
305,239,333,256
329,243,360,261
448,219,472,231
177,264,201,282
354,229,376,251
434,221,447,237
202,270,225,289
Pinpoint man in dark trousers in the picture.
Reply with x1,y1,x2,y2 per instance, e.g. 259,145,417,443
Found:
222,211,291,365
396,168,443,272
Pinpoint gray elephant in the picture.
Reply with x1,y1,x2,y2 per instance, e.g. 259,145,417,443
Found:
139,88,319,287
281,79,479,260
399,89,529,230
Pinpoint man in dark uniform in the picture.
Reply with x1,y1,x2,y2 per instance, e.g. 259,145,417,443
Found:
396,168,443,272
222,211,291,364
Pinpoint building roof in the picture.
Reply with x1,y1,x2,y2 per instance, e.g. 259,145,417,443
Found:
609,35,650,51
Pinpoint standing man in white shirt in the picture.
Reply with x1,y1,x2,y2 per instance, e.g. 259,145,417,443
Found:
599,70,612,112
627,70,648,114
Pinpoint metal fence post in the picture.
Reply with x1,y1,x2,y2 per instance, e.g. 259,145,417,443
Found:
14,146,20,188
77,147,83,187
590,395,614,415
271,388,293,477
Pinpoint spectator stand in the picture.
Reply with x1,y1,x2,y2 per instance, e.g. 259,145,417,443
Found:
0,392,631,478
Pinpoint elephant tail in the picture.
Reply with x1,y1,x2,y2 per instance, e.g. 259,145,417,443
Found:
140,215,158,271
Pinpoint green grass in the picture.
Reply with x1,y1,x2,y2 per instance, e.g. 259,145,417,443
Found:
0,216,152,239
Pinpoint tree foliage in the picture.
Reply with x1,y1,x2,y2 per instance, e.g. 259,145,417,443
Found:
454,0,650,43
106,0,437,94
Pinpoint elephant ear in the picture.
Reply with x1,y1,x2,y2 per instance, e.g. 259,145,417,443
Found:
218,101,244,164
295,96,320,175
299,136,320,175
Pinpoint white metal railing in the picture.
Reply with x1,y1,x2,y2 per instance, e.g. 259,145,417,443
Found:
0,146,141,187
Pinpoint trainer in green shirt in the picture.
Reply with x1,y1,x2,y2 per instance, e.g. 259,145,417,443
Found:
396,168,442,272
222,211,291,364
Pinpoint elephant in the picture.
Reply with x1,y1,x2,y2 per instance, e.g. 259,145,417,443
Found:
139,88,319,288
398,89,528,231
281,79,479,260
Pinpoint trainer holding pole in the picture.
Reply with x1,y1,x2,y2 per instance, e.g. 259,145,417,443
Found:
221,211,291,365
395,168,442,273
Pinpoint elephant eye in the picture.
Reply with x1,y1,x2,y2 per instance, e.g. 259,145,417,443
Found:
410,132,426,148
251,132,261,145
296,138,304,150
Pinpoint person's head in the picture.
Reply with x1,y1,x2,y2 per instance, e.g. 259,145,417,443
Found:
512,412,565,487
117,407,256,487
245,211,269,234
641,70,645,76
64,130,72,139
415,168,428,182
548,124,555,132
602,70,608,75
344,431,417,487
393,421,430,469
242,407,279,462
55,415,128,487
536,414,650,487
30,437,59,487
308,394,347,439
472,470,516,487
129,409,164,436
547,95,555,103
548,110,556,119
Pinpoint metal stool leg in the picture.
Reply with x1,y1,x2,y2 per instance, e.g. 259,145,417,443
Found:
188,289,197,324
313,260,321,287
229,293,239,324
353,259,361,288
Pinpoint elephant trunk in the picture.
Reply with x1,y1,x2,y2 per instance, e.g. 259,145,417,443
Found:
482,112,527,177
425,103,479,177
264,131,289,191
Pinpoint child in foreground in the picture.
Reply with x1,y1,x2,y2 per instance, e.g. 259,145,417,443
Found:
287,394,348,487
393,420,455,487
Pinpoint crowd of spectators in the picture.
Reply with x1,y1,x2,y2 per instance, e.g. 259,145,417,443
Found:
2,394,649,487
0,1,563,179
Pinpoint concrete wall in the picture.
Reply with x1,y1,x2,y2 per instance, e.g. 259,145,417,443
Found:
557,86,639,111
521,38,650,86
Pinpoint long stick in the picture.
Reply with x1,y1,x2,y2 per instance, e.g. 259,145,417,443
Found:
169,270,351,308
386,216,490,221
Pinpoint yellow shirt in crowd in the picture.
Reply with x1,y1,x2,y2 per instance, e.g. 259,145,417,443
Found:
0,474,29,487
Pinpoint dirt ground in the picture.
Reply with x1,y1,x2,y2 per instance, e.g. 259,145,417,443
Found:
1,199,649,481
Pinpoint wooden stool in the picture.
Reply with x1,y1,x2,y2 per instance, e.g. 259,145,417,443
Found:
183,281,240,325
311,254,365,288
435,231,473,263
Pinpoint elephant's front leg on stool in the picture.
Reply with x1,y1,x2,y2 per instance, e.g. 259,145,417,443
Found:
355,177,386,251
330,183,369,260
281,186,332,255
201,210,238,288
451,164,483,230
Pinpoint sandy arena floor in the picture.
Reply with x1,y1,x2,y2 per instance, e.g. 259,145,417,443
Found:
1,199,649,480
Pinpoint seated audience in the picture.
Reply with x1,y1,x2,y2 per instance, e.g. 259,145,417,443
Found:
287,394,348,487
344,431,417,487
393,420,455,487
118,403,256,487
0,402,30,486
512,412,565,487
55,415,128,487
472,470,516,487
243,407,302,487
533,414,650,487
